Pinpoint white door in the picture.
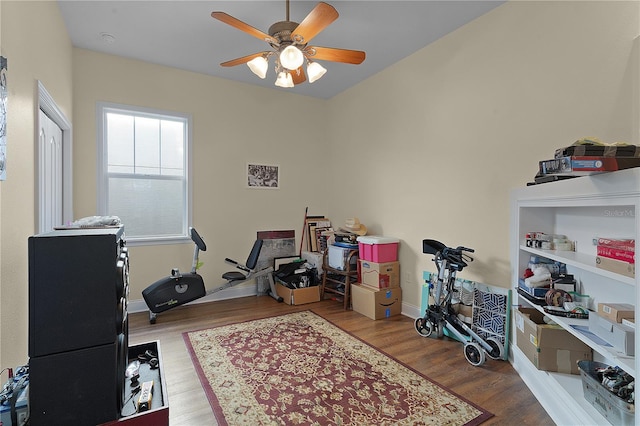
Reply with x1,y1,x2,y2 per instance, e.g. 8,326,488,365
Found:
39,109,63,232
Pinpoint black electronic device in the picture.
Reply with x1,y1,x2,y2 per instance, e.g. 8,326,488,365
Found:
28,227,128,356
28,227,129,425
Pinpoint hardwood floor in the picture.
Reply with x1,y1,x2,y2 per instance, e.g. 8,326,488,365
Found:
128,296,555,425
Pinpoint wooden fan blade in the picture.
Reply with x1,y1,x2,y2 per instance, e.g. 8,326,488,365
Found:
291,2,339,45
221,52,269,67
211,12,277,44
291,67,306,85
305,46,366,64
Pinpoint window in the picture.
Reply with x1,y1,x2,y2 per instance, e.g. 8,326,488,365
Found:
97,102,191,244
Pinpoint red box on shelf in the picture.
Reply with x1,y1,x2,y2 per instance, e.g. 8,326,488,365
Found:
356,236,399,263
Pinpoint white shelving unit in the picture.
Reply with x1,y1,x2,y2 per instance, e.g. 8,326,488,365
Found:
510,168,639,426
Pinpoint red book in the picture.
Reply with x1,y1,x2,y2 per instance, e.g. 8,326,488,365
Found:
597,238,635,252
597,245,635,264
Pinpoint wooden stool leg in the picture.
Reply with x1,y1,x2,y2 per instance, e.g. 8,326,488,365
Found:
344,279,350,310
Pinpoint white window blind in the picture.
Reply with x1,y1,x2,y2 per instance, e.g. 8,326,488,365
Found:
97,102,192,244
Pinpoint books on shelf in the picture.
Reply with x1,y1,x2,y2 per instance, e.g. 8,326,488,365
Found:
597,237,635,252
596,237,635,265
596,246,635,264
554,143,640,158
539,156,640,176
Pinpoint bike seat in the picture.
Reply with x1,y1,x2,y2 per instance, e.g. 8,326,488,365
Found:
222,271,248,281
423,239,446,255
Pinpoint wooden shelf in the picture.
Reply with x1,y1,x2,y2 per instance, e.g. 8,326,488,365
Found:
518,296,635,376
519,245,635,286
510,168,640,425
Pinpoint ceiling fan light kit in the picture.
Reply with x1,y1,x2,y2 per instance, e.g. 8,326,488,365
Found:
280,45,304,70
247,55,269,79
307,60,327,83
275,71,295,88
212,1,365,89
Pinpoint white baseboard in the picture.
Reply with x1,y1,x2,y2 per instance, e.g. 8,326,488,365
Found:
130,287,423,319
128,285,259,313
401,301,421,319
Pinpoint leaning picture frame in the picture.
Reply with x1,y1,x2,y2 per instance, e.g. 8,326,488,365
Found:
247,163,279,189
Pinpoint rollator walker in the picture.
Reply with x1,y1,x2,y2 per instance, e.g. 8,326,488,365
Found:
414,239,504,366
142,227,282,323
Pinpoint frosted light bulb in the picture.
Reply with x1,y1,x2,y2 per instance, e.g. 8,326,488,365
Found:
280,46,304,71
247,56,268,79
307,61,327,83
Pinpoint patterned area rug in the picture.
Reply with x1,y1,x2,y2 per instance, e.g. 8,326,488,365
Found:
183,311,492,426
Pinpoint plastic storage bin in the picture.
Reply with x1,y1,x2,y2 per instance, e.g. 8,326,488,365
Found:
356,236,399,262
328,244,358,271
577,360,635,426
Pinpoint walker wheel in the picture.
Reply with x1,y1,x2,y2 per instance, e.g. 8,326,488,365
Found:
485,336,504,360
463,342,486,366
414,317,434,337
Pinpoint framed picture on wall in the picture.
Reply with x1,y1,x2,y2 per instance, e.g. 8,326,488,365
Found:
247,163,279,189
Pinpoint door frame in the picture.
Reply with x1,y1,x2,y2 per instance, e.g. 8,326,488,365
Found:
37,81,72,232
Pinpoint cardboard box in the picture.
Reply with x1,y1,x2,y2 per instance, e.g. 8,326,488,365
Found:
622,318,635,328
356,236,399,263
518,278,549,298
595,256,635,278
515,308,592,374
275,283,320,305
351,284,402,320
589,312,635,356
598,303,635,323
457,303,473,324
359,260,400,289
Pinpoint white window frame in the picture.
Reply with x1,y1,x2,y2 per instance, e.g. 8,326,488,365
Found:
96,102,192,246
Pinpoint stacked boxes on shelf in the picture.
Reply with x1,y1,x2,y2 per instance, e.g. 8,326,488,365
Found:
515,307,593,374
588,302,635,356
595,237,635,278
351,236,401,320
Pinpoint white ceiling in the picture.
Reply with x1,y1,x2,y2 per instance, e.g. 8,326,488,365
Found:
57,1,504,99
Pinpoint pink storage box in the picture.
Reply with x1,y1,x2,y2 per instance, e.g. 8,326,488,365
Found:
356,236,400,262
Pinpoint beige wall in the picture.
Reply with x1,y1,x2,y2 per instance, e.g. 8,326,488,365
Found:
72,50,330,306
0,1,73,367
0,0,638,366
326,0,639,309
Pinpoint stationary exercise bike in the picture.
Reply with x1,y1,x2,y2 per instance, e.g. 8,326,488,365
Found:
142,227,282,324
414,239,504,366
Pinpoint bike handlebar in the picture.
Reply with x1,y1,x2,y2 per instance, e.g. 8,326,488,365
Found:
452,246,474,253
422,239,474,270
438,246,474,270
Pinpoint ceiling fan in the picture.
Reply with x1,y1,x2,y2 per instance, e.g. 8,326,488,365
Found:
211,1,366,88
